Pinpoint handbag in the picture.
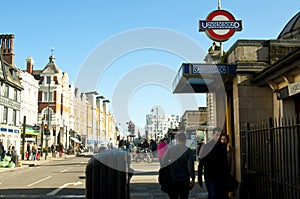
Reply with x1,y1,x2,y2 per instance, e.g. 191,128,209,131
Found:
228,175,238,192
158,164,172,193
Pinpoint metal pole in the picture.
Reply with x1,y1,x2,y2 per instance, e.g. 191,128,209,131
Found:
218,0,223,57
65,126,68,151
40,119,44,157
45,80,50,160
21,116,26,160
156,107,158,140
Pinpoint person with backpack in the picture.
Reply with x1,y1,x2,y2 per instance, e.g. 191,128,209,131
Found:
160,133,195,198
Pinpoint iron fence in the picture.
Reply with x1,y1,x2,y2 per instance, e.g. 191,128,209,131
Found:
240,116,300,199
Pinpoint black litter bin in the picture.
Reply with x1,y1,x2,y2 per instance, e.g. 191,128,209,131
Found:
86,149,132,199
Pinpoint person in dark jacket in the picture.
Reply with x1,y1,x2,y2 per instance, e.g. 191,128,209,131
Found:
162,133,195,199
198,127,229,199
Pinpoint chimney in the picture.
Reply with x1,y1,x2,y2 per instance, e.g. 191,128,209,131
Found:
0,34,15,65
26,57,34,74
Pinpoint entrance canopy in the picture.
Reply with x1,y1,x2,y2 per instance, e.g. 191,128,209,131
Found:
172,63,236,93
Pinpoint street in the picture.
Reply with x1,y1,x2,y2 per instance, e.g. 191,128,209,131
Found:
0,156,87,198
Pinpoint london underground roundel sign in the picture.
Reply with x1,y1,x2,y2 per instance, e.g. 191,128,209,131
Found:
199,10,242,42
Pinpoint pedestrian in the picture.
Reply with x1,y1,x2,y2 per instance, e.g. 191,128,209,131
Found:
142,138,149,150
58,143,64,157
26,143,31,160
0,142,5,161
150,139,157,151
125,136,135,152
220,133,237,198
11,146,17,163
7,144,12,156
107,138,113,150
32,143,37,161
198,127,229,199
157,138,168,166
161,133,195,199
51,144,56,157
118,137,125,148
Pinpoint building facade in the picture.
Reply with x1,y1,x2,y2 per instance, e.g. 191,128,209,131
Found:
0,34,23,155
71,86,88,148
34,54,72,150
19,57,39,145
145,111,180,140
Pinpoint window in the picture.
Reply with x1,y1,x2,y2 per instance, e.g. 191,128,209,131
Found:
44,91,52,102
3,107,8,124
12,110,16,126
4,85,8,97
44,108,52,123
46,76,51,84
13,89,17,101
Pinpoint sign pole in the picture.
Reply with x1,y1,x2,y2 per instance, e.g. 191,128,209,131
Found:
218,0,223,57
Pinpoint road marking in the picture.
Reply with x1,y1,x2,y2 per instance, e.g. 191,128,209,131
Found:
27,176,52,187
47,181,83,196
60,169,68,173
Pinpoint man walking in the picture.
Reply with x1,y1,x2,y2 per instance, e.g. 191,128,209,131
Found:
198,127,229,199
162,133,195,199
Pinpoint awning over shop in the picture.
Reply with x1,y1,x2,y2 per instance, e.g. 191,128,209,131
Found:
172,63,236,93
70,137,81,143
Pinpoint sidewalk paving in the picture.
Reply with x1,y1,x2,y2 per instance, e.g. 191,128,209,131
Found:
130,159,208,199
0,153,73,173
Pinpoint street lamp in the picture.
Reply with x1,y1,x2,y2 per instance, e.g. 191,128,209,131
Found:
155,106,158,140
103,99,110,142
45,76,51,160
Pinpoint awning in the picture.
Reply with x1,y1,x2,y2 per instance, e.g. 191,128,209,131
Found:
70,137,81,143
172,63,236,93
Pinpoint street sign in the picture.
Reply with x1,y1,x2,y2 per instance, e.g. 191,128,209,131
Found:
33,125,40,131
199,9,242,42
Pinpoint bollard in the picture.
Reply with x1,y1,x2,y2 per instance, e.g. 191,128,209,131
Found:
85,149,132,199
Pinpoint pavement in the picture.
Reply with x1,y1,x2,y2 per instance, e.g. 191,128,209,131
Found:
0,153,209,199
130,159,208,199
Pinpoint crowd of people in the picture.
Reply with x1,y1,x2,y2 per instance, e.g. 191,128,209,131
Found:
158,127,237,199
25,142,41,161
0,142,17,162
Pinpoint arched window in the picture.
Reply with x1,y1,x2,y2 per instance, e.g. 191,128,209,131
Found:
42,108,53,123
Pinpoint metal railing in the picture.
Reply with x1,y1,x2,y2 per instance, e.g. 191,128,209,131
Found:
240,116,300,199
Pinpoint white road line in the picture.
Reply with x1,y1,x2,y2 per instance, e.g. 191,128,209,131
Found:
47,181,83,196
60,169,68,173
27,176,52,187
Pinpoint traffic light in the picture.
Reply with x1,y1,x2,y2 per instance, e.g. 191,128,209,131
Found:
44,124,50,135
128,121,135,135
53,127,56,136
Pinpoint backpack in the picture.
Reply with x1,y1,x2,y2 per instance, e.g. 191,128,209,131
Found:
158,164,172,193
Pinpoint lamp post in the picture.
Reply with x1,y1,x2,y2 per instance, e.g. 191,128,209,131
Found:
40,117,45,157
103,99,110,142
155,106,158,140
45,78,50,160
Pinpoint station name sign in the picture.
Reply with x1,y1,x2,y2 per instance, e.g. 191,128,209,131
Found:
199,9,242,42
182,63,236,76
199,21,242,30
277,81,300,99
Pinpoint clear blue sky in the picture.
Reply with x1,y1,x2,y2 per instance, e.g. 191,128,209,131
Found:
3,0,300,132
